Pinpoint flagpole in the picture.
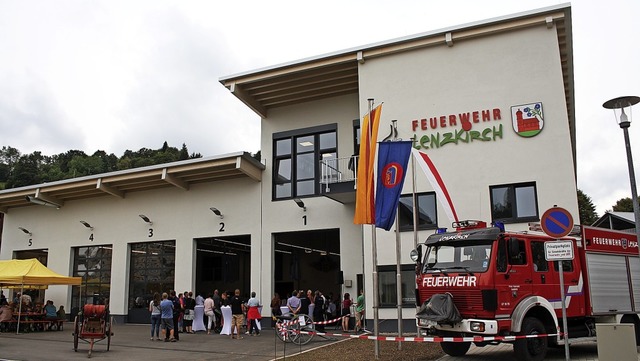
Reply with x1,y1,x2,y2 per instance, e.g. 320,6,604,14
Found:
411,138,420,324
390,120,403,351
411,138,418,249
367,98,380,359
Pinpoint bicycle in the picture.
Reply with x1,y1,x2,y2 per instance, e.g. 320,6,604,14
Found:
274,313,315,345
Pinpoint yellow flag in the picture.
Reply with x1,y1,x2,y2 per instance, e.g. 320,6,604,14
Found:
354,104,382,224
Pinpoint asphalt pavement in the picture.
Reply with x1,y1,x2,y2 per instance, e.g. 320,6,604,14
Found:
0,322,333,361
0,322,634,361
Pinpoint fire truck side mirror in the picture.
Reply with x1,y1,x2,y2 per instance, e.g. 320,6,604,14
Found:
410,247,422,275
410,248,421,263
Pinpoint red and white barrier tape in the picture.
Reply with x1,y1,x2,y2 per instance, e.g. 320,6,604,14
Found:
274,315,560,343
274,314,347,328
314,315,348,325
296,330,561,343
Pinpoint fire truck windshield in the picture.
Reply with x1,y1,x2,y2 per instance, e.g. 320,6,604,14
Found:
424,242,492,274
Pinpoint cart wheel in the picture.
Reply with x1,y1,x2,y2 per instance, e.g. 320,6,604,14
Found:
106,317,112,351
293,314,315,345
73,317,79,352
275,319,286,342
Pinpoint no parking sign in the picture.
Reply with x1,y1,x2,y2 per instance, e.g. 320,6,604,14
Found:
540,207,574,238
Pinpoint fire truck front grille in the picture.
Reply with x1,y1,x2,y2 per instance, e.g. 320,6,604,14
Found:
420,289,484,313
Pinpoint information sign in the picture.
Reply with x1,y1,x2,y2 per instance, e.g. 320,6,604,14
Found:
545,240,574,261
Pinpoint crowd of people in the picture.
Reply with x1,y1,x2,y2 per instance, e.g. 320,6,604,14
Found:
147,288,264,342
270,288,365,334
144,286,367,342
0,290,66,332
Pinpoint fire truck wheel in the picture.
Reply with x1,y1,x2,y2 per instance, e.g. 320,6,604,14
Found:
440,341,471,357
514,317,547,361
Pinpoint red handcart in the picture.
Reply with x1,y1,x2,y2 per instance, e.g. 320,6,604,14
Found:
72,304,113,358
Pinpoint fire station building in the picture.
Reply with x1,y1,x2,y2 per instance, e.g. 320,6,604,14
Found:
0,4,576,328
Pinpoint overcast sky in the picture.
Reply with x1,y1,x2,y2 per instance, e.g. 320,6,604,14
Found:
1,0,639,216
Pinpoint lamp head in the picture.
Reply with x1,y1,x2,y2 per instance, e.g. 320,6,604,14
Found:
209,207,223,219
139,214,153,225
79,221,94,230
18,227,32,236
603,96,640,129
293,198,306,211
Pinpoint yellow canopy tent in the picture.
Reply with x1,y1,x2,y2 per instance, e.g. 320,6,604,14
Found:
0,258,82,333
0,258,81,286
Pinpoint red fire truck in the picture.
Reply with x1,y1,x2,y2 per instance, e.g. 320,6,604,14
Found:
411,220,640,361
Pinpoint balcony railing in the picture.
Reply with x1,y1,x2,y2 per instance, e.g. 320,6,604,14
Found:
320,155,358,193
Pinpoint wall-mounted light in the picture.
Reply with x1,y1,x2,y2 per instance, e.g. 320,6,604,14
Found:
79,221,94,231
209,207,224,219
18,227,32,236
139,214,153,225
25,195,61,209
293,198,306,211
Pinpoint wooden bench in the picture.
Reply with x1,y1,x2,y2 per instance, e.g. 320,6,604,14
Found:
4,318,64,332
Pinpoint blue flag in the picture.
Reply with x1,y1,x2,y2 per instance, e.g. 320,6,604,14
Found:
375,141,412,231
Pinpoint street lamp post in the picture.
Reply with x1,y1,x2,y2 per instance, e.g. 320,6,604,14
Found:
603,96,640,249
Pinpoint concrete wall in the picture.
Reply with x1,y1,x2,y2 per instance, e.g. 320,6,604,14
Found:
1,177,261,318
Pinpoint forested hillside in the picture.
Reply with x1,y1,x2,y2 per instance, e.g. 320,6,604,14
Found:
0,142,202,190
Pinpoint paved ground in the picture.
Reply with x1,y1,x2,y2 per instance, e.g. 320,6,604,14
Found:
0,322,637,361
0,322,334,361
440,342,610,361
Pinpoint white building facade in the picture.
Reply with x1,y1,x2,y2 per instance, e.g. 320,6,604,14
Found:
0,4,576,329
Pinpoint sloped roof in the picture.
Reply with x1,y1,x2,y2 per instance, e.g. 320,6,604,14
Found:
592,211,635,231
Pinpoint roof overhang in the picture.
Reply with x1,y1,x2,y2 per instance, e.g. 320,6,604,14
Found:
219,4,574,131
0,152,264,213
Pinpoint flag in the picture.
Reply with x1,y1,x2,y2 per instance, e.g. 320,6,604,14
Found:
354,104,382,224
411,148,459,224
375,141,412,231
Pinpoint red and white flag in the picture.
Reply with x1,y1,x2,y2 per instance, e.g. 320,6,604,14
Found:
411,148,459,224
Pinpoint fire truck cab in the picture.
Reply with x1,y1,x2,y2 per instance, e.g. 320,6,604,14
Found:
411,220,640,361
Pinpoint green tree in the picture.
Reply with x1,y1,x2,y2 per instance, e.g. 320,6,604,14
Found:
92,150,119,173
7,152,44,187
0,146,21,184
0,142,203,188
68,155,105,177
577,189,598,225
612,197,636,212
179,143,189,160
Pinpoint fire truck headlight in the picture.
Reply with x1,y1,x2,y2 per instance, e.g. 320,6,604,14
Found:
470,321,485,332
418,318,429,327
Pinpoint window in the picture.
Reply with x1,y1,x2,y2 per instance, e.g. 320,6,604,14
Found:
398,192,437,231
72,245,112,309
553,260,574,272
490,182,538,223
377,265,416,307
531,241,548,272
273,125,337,200
353,119,360,155
422,242,492,273
496,239,507,272
128,241,175,311
509,238,527,265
